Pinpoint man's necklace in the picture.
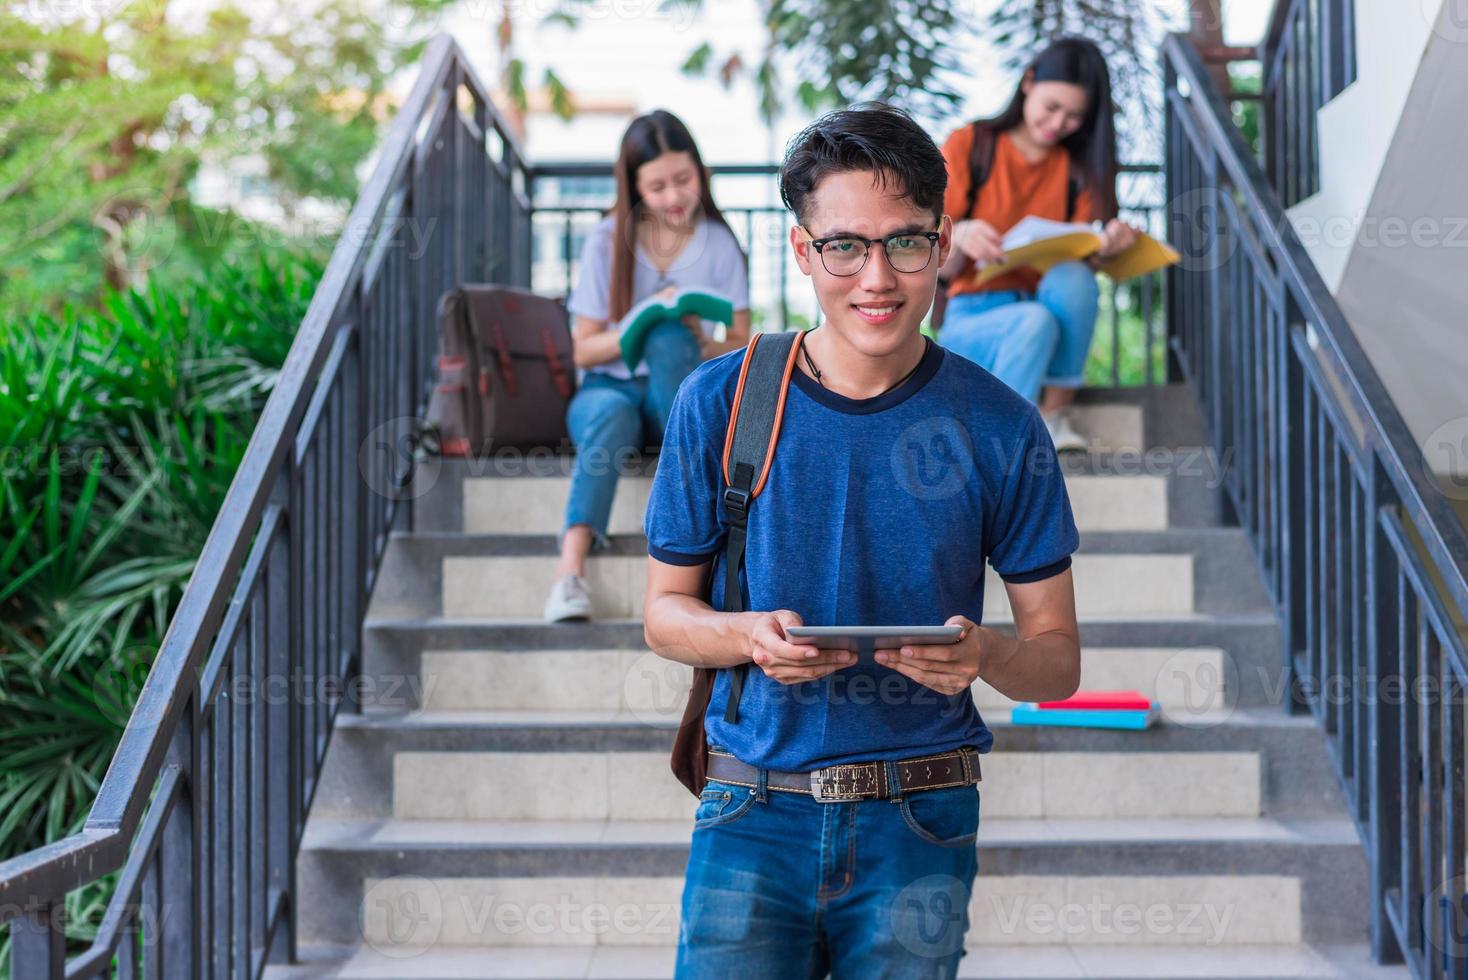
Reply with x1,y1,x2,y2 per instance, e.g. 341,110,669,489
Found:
800,335,926,394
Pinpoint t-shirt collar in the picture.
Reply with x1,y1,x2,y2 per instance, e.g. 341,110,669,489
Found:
790,335,943,415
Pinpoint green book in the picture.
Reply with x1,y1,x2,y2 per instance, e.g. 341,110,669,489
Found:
618,289,733,371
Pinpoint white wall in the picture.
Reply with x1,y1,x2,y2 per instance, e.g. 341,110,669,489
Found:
1332,0,1468,482
1284,0,1440,289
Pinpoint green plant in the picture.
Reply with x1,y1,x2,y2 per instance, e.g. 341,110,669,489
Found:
0,247,319,970
1084,275,1169,386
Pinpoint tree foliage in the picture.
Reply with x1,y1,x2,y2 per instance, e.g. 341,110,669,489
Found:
0,0,409,313
676,0,1190,161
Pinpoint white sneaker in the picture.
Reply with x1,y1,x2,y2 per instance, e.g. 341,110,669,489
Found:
543,574,592,622
1043,410,1088,453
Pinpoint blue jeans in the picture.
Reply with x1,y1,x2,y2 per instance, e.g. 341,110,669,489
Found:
676,752,981,979
562,320,702,552
938,261,1099,403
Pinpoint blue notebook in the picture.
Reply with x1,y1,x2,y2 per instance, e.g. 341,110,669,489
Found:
1009,702,1160,730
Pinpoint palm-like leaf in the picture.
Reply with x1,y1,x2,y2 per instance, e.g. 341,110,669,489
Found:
1,251,314,893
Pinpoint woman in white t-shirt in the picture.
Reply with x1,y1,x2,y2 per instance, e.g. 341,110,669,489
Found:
545,110,751,622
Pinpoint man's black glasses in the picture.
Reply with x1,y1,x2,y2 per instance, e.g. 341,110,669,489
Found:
800,227,942,277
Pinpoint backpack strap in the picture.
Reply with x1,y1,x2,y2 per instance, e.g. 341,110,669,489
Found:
962,121,998,221
717,329,804,724
966,120,1083,222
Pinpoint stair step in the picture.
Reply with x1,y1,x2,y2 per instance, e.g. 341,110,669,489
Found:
302,815,1359,850
383,750,1259,821
361,612,1291,709
295,817,1367,948
463,471,1171,536
313,707,1348,820
439,552,1195,619
267,941,1408,978
411,645,1231,715
366,527,1272,623
298,873,1302,949
415,445,1232,535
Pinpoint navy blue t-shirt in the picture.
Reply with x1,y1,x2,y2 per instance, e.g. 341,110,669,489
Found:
644,335,1079,772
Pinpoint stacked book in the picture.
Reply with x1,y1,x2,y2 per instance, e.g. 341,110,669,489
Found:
1009,690,1160,730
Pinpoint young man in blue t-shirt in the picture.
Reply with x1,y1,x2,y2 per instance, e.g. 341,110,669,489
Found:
643,104,1082,978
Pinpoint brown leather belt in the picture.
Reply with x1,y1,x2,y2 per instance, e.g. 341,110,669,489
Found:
706,747,981,803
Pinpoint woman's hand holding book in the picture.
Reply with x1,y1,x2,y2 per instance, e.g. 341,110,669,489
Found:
1094,219,1140,260
953,219,1007,267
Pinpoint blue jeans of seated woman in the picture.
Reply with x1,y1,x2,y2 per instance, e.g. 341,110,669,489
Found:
562,319,702,553
675,750,981,979
938,260,1099,403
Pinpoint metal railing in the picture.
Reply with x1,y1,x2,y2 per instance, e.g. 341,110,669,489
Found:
1164,33,1468,977
529,161,1173,387
0,35,531,978
1259,0,1357,206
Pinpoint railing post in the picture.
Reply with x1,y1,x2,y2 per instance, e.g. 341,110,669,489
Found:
268,477,297,965
161,706,198,978
473,97,490,282
1204,157,1227,451
1278,315,1306,713
447,62,463,290
10,901,65,980
1162,53,1185,384
1366,462,1406,965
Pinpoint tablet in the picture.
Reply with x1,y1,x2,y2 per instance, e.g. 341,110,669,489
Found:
784,625,963,651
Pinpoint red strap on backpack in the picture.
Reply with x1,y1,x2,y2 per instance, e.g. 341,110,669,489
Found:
542,325,573,400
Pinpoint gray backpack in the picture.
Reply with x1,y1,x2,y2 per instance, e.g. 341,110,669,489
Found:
670,329,804,796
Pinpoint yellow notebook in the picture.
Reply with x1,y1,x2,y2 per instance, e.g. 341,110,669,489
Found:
971,216,1180,286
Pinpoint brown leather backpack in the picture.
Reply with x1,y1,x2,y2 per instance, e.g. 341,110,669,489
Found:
428,285,576,454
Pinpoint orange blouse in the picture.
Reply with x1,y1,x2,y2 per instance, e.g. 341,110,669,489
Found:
940,125,1097,297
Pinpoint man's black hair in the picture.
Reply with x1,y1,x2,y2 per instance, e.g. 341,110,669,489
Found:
779,102,948,225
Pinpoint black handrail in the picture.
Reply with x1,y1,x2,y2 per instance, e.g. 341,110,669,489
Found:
0,34,531,978
1163,32,1468,977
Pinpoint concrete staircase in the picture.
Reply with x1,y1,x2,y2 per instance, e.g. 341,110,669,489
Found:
271,386,1409,978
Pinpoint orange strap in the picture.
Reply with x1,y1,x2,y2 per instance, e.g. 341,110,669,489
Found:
720,331,805,497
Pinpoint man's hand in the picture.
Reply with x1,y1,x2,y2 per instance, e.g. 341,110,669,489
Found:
873,614,982,696
747,610,854,684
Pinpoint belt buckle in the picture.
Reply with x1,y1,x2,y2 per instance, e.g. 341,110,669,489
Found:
810,763,879,803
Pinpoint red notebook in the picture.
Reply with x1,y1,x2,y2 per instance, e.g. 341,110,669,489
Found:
1037,690,1154,711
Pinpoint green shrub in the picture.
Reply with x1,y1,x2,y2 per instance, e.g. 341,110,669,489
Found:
0,248,320,967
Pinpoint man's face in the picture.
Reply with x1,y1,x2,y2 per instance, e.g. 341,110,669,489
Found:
790,169,951,358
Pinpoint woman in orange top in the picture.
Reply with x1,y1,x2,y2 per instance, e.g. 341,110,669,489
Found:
936,37,1140,450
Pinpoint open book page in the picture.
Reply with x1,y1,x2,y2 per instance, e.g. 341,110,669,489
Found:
1001,215,1101,251
971,214,1181,286
617,289,732,370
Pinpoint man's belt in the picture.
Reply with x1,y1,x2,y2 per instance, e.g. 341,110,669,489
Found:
706,747,981,803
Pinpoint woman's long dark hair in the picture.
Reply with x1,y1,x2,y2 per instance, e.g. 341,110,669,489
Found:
607,110,737,323
979,37,1118,220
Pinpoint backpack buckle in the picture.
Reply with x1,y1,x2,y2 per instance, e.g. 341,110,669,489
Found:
722,486,751,517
